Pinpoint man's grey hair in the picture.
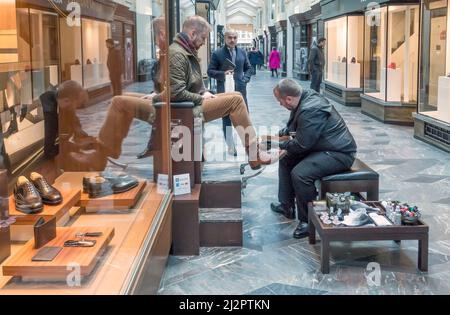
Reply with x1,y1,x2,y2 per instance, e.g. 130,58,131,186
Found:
274,79,303,98
182,15,212,34
224,29,238,37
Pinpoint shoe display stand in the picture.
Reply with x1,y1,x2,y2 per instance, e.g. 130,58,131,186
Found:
55,172,147,211
2,226,114,281
8,185,81,242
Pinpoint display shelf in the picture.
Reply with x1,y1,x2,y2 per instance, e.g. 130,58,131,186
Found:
2,226,114,280
55,172,147,210
0,183,173,294
8,186,81,223
79,181,147,209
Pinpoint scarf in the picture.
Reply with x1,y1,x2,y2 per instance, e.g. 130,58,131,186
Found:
175,32,198,56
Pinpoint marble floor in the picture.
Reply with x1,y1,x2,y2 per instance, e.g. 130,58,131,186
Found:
156,71,450,295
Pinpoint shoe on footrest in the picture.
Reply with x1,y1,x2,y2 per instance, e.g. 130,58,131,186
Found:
248,149,287,171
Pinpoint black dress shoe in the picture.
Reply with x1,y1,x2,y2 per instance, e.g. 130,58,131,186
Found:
85,176,114,198
270,202,295,220
293,221,309,239
30,172,62,205
137,127,156,159
104,174,139,194
14,176,43,214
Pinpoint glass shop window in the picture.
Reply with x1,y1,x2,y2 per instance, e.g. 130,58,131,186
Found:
419,0,450,124
364,5,419,104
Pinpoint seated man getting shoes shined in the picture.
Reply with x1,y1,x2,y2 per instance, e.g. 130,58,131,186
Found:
269,79,357,239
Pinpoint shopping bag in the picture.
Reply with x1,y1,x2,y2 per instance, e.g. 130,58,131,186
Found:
225,73,235,93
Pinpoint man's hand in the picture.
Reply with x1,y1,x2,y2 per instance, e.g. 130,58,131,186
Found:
225,70,234,75
141,92,157,100
202,91,217,100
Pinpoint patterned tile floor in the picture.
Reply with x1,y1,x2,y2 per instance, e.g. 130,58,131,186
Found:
77,73,450,295
156,71,450,295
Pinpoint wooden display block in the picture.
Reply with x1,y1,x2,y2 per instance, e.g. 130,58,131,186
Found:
2,226,115,280
8,187,81,224
79,181,147,210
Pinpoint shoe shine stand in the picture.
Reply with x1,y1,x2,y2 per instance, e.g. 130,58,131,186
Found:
8,185,81,242
2,226,114,282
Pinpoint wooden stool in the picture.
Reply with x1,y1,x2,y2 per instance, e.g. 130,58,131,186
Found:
318,158,379,201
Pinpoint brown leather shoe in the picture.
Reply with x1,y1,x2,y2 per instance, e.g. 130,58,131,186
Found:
247,148,287,170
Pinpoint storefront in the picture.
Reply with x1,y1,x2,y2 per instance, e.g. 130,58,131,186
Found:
414,0,450,152
289,2,323,81
321,0,365,106
0,0,174,294
361,2,420,124
275,20,288,77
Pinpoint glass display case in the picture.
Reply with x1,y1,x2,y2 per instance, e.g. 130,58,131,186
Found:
325,15,364,89
419,0,450,125
363,5,420,104
0,0,173,295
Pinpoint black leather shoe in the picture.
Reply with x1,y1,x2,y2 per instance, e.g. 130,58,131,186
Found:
137,127,156,159
14,176,43,214
270,202,295,220
293,221,309,239
105,174,139,194
85,176,114,198
30,172,62,205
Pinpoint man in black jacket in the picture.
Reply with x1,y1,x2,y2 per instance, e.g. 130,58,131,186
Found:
308,38,326,93
208,30,252,156
270,79,357,239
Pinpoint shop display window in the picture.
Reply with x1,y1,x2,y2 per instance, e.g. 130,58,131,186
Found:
364,5,420,104
60,19,82,84
293,25,309,76
419,0,450,124
82,19,111,89
325,15,364,89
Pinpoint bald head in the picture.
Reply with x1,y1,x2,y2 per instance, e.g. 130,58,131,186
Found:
224,29,238,48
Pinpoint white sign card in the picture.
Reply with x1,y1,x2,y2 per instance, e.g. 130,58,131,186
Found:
157,174,169,194
173,173,191,196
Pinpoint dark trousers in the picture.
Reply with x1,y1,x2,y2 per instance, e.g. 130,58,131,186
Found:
278,151,355,222
271,69,278,77
251,64,257,76
222,88,248,149
310,70,322,93
110,76,123,96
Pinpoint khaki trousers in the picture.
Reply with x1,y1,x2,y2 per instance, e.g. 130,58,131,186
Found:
201,92,257,149
99,93,155,159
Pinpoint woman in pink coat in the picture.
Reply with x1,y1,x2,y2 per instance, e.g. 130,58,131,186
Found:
269,47,281,78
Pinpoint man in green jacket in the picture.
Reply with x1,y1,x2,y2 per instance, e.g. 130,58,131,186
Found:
156,15,284,170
